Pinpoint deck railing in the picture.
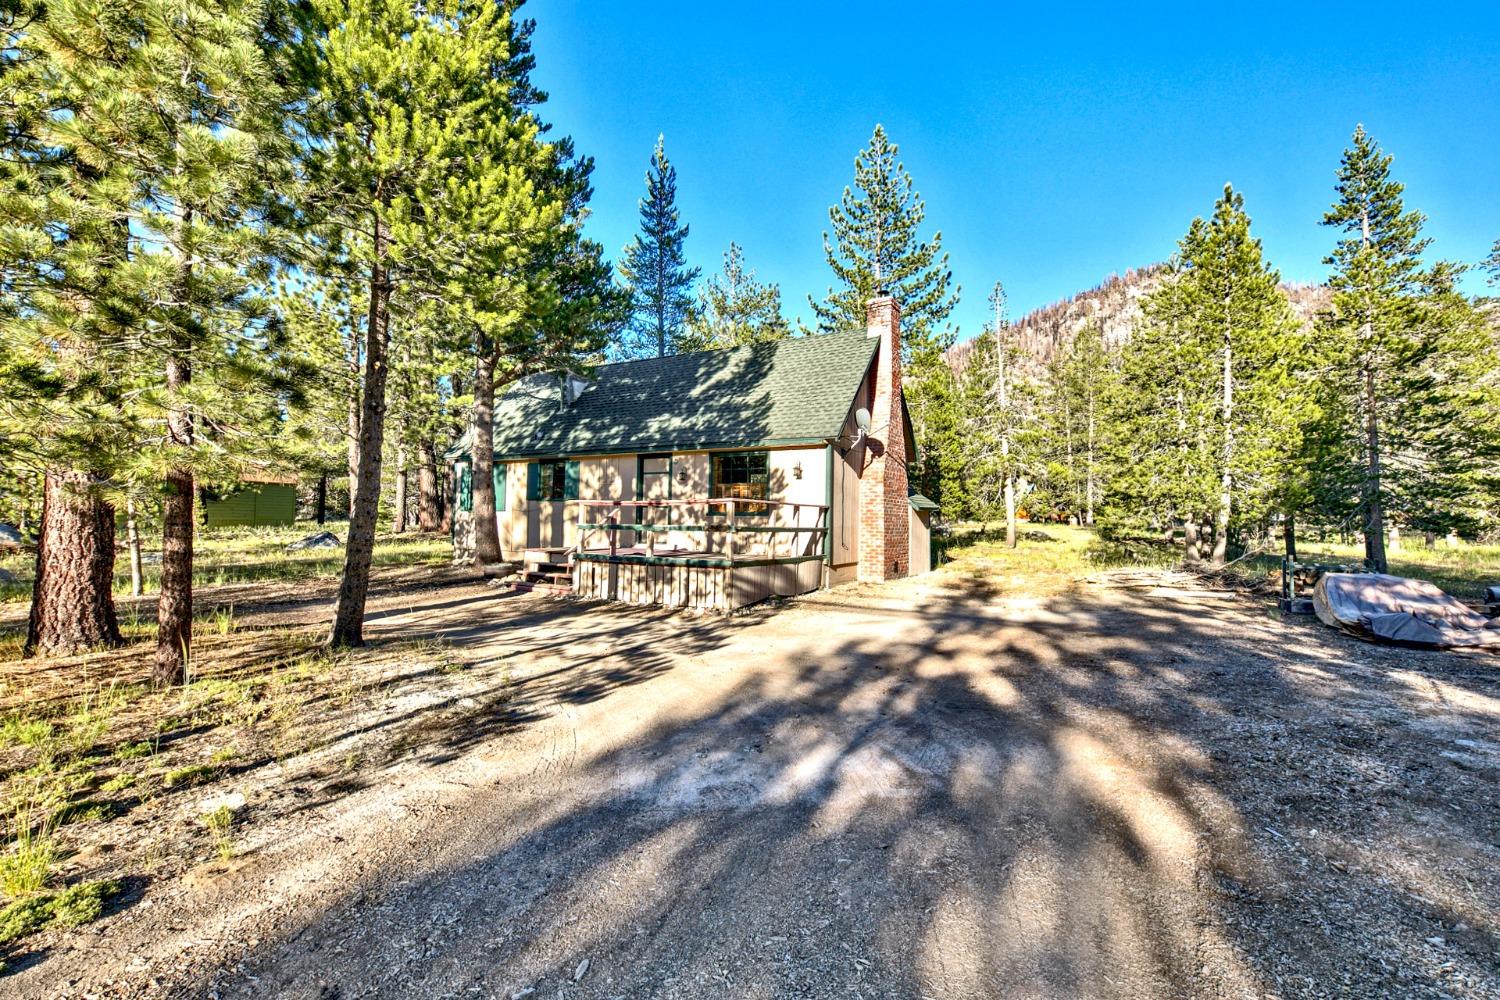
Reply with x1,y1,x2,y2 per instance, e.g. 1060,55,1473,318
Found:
574,497,829,567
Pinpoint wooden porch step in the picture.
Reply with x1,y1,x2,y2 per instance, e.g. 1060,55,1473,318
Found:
513,579,572,595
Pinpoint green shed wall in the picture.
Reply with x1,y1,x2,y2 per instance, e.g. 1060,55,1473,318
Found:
202,483,296,528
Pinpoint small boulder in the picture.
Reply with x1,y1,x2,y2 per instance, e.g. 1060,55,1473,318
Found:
0,524,23,547
287,530,342,552
0,568,16,585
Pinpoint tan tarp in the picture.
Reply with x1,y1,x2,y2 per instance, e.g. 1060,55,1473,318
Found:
1313,573,1500,649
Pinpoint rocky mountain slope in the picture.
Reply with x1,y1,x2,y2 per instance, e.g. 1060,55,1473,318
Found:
947,266,1331,376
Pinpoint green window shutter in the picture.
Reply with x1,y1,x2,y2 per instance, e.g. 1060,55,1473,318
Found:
526,462,540,501
493,464,505,509
564,460,580,500
457,463,473,512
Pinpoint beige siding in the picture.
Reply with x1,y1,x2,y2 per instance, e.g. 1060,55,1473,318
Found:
831,363,875,570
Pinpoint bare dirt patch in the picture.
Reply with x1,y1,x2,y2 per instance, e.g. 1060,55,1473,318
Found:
4,568,1499,999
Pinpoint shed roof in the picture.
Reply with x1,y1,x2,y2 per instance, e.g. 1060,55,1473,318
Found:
462,330,880,460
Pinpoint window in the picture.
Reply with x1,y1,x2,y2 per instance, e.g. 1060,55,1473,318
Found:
527,459,579,501
711,451,769,515
456,461,473,512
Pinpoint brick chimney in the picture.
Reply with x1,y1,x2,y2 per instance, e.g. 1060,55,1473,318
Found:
857,293,910,583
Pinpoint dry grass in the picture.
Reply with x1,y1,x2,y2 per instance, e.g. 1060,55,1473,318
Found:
0,524,451,604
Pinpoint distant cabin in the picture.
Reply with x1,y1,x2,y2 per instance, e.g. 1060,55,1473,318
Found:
200,475,298,528
447,293,938,610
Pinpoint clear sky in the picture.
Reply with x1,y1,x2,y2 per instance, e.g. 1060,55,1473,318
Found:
527,1,1500,339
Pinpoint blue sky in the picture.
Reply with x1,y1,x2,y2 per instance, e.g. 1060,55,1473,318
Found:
528,1,1500,339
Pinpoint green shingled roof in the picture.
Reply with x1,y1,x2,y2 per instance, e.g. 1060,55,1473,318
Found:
470,329,879,460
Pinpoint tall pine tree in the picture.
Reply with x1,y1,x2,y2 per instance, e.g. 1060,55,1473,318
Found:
1314,126,1491,569
616,135,698,359
1106,186,1305,565
679,242,788,351
811,124,958,359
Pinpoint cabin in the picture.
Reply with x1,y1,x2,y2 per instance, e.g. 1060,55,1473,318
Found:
448,294,935,609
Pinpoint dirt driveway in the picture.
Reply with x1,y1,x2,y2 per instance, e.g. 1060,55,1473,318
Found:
15,575,1500,999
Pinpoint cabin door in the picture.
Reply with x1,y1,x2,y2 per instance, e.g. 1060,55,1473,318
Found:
637,454,672,548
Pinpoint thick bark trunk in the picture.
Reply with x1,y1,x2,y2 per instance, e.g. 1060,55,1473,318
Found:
156,350,194,686
316,473,328,526
417,440,440,532
24,470,122,657
438,464,452,535
156,195,195,687
331,218,393,648
392,442,408,534
470,345,502,564
126,497,143,597
1184,516,1203,567
1283,512,1297,562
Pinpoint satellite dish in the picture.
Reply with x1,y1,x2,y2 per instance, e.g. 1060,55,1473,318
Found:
855,407,871,433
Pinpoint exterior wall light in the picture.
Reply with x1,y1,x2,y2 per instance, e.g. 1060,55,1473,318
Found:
793,462,803,480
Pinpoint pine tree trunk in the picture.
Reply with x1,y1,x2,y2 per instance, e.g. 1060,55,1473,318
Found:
1362,354,1388,573
126,497,143,597
346,328,362,520
1184,515,1202,567
1063,399,1077,522
331,217,393,648
996,327,1016,549
156,351,194,686
438,464,452,535
156,198,195,687
1283,512,1297,562
470,343,502,564
392,443,408,534
417,441,440,532
1085,391,1096,527
316,473,328,526
24,470,122,657
1212,320,1233,567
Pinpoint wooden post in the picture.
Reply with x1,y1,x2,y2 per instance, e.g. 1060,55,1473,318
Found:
726,499,736,610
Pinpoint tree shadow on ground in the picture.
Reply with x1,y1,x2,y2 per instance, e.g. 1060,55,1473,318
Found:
168,581,1500,1000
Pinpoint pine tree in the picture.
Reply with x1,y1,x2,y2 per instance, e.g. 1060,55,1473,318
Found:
987,282,1020,548
1106,186,1305,565
1045,323,1111,525
811,124,958,359
0,0,130,655
1,0,289,669
616,135,698,359
1315,126,1490,570
1485,240,1500,287
293,0,569,643
679,243,788,351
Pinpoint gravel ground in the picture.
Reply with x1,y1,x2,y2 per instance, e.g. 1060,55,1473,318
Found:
10,572,1500,999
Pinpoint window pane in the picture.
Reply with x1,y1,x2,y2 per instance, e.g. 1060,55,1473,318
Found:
712,452,769,515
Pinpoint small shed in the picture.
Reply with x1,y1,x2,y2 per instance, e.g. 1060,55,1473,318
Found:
908,493,939,575
201,476,298,528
